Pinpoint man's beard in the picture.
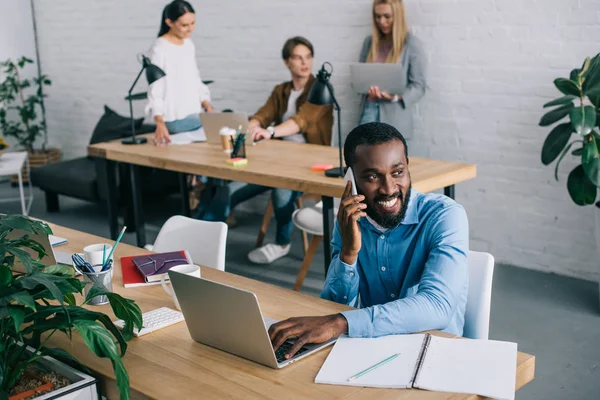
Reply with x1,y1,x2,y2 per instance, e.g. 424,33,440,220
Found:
364,184,412,229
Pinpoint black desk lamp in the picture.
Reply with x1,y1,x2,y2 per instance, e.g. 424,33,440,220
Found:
307,62,343,177
123,55,166,145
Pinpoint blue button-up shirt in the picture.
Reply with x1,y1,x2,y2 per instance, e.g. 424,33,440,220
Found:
321,190,469,338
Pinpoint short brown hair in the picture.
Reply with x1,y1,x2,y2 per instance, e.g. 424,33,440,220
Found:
281,36,314,60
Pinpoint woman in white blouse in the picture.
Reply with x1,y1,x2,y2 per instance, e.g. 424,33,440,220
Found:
146,0,214,146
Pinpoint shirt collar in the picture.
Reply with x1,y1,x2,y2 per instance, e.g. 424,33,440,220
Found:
360,189,419,233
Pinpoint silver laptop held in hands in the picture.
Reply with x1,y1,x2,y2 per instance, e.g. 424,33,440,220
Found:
168,271,337,368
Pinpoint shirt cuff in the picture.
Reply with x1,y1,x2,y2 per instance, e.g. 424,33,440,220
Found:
334,258,358,283
340,308,373,338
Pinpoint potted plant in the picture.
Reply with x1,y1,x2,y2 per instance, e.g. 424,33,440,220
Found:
539,53,600,303
0,56,60,182
0,214,143,400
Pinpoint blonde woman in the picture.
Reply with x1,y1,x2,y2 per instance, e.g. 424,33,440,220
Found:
358,0,426,140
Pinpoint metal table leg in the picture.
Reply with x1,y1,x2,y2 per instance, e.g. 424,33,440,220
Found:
130,164,146,247
179,173,191,217
444,185,455,200
322,196,334,275
100,159,119,240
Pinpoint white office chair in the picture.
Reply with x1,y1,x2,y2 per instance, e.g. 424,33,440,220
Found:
464,251,495,340
145,215,228,271
291,200,340,291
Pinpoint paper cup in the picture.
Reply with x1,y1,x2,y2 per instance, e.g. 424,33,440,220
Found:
219,127,237,153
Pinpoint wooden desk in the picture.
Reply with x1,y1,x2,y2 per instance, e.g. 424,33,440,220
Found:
47,224,534,400
88,136,477,273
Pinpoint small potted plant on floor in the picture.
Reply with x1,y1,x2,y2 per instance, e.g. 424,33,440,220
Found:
539,52,600,304
0,214,143,399
0,56,60,182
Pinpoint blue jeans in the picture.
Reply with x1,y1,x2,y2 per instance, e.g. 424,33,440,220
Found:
165,114,202,133
359,101,380,125
203,183,302,246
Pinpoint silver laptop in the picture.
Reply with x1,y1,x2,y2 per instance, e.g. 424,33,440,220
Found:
169,271,337,368
349,62,407,95
199,112,249,143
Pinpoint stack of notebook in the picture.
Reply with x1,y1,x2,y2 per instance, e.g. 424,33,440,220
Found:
121,250,191,288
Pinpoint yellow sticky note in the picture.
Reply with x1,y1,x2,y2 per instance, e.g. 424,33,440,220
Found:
226,157,248,167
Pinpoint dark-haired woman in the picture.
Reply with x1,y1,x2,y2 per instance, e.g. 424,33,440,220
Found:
146,0,214,146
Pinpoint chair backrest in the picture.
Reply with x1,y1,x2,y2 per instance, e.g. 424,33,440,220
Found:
463,251,495,340
153,216,228,271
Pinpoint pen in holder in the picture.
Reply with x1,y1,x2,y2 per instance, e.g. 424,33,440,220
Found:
230,133,246,159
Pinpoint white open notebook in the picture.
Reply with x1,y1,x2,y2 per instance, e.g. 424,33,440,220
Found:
315,333,517,400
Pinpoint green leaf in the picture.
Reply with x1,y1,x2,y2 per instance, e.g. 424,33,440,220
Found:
7,247,35,274
15,273,65,304
8,306,26,332
43,264,75,277
84,288,143,341
570,68,581,82
541,123,573,165
572,148,584,156
10,292,36,310
582,133,600,186
539,103,574,127
0,264,11,287
570,105,597,135
554,78,581,96
554,141,580,181
583,58,600,96
567,165,597,205
588,94,600,108
73,320,131,400
64,292,76,306
543,95,576,108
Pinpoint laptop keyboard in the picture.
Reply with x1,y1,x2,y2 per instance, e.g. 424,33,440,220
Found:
275,340,310,363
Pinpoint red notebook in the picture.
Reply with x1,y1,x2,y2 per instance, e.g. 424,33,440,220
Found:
121,250,190,288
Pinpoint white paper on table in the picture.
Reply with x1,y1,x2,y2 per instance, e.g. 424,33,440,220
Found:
169,128,207,145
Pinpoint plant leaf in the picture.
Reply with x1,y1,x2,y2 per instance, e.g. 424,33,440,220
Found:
43,264,75,277
541,123,573,165
543,95,576,108
0,264,11,287
588,94,600,108
582,133,600,187
554,78,581,96
583,58,600,96
570,68,581,82
572,147,584,156
554,141,579,181
8,306,26,332
14,273,65,304
84,288,143,341
539,103,574,127
567,165,597,205
73,320,130,400
10,292,36,311
570,105,597,135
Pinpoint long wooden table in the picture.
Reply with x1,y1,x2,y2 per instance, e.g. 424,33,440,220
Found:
47,223,534,400
88,136,477,273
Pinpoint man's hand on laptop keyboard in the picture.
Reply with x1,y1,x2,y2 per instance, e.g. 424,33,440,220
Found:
268,314,348,360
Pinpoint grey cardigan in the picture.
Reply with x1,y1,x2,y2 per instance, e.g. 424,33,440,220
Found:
359,34,427,139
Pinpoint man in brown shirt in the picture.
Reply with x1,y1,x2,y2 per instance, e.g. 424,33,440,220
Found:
228,37,333,264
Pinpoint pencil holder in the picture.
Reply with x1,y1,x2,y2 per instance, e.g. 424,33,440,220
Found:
230,135,246,159
82,266,113,306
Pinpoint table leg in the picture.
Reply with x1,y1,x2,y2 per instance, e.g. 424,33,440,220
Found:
17,170,26,215
322,196,334,275
26,157,33,215
179,173,191,217
444,185,455,200
102,159,119,240
130,164,146,247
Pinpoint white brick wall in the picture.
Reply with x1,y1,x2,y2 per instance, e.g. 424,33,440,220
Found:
32,0,600,281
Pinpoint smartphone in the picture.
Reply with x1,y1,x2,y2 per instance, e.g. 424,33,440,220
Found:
344,167,358,196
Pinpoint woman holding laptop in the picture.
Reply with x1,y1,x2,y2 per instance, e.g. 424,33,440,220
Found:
358,0,427,139
146,0,215,146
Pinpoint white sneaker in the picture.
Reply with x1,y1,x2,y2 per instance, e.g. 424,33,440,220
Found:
248,244,291,264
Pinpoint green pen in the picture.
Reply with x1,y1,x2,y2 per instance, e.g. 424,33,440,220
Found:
347,353,401,382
